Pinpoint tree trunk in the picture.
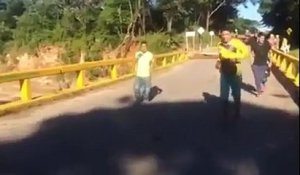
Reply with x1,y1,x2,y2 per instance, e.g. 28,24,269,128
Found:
141,1,146,35
196,13,202,25
206,10,210,32
167,17,173,32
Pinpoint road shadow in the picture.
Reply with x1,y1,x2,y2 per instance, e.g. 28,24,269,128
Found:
117,86,163,104
241,82,257,96
0,93,298,175
271,65,299,107
149,86,163,101
271,94,291,98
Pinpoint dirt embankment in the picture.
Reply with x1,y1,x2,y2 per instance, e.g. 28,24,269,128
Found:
0,46,66,103
0,43,140,103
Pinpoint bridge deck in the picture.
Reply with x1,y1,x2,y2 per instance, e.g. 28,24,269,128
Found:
0,59,298,174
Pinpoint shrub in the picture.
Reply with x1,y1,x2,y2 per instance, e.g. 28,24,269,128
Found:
139,33,184,54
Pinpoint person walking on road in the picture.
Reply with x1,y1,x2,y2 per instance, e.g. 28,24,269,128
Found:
134,41,154,103
215,29,249,121
250,32,272,96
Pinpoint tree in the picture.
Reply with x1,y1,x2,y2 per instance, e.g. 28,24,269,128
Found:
157,0,187,32
259,0,299,47
230,18,259,34
0,0,256,60
203,0,226,31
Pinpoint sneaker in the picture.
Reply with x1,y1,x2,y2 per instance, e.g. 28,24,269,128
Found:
256,91,263,97
134,95,144,104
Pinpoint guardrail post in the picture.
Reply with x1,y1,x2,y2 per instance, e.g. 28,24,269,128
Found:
180,53,184,61
279,58,287,72
20,79,31,101
294,73,299,87
76,70,85,88
176,54,179,62
171,55,175,64
285,63,295,79
111,65,118,80
276,55,281,67
162,57,167,67
184,52,188,60
271,52,276,63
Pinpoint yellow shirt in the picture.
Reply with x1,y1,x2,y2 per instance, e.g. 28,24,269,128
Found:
217,38,249,75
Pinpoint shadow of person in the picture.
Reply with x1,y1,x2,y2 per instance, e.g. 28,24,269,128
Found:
202,92,221,105
148,86,163,101
118,96,135,104
202,92,242,132
0,98,298,175
241,82,257,96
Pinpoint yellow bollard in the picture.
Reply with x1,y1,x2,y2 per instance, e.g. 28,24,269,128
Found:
178,54,182,62
162,57,167,67
279,58,287,72
20,79,32,101
276,55,281,67
173,54,177,64
294,73,299,87
285,62,295,79
271,52,276,63
172,55,175,64
177,53,182,63
76,70,85,89
111,65,118,80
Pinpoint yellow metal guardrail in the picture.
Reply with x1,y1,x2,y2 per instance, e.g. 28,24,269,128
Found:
271,49,299,87
0,51,187,115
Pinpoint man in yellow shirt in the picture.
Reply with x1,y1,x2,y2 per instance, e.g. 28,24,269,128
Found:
216,29,249,122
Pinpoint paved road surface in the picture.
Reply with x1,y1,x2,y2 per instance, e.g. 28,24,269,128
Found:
0,59,298,175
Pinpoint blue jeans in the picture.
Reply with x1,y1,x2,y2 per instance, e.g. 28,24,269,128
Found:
220,73,242,117
220,73,242,102
134,76,151,101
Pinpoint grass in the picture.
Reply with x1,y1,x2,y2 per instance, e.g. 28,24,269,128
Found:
289,49,299,58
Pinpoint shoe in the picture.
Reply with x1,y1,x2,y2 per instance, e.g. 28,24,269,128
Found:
134,95,144,104
256,91,263,97
261,85,266,92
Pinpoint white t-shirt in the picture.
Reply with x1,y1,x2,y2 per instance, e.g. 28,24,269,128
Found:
135,51,153,77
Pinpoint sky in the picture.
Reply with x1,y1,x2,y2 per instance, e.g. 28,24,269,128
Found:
237,1,262,22
237,1,272,31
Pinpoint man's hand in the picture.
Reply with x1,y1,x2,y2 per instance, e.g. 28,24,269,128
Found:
267,60,272,68
215,60,221,70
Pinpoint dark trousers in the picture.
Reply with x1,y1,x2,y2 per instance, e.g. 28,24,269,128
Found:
220,73,242,117
252,65,268,92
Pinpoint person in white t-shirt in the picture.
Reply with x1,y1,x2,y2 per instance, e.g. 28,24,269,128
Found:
134,41,154,102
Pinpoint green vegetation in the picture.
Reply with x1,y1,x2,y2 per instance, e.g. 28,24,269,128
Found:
259,0,299,48
289,49,299,58
0,0,257,64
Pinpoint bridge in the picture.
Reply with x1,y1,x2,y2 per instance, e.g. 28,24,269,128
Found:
0,49,299,174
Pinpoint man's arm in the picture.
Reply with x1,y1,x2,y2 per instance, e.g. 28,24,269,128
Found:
134,52,141,73
236,39,249,60
215,54,222,70
250,50,255,64
219,40,249,61
149,53,154,71
215,45,222,69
